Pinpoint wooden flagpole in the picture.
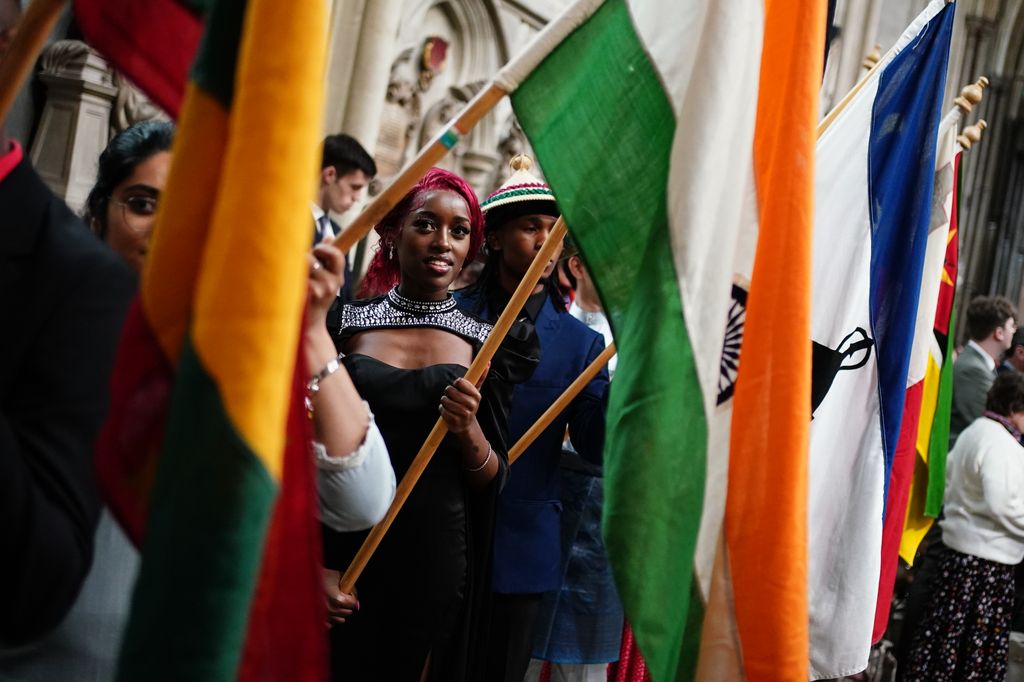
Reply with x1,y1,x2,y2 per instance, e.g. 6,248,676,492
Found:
817,51,888,138
509,342,615,464
0,0,66,124
338,217,569,593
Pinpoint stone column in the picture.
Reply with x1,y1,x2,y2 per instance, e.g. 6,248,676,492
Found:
340,0,404,153
324,0,368,133
337,0,404,277
29,40,117,213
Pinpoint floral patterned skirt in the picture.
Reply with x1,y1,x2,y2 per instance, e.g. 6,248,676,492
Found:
903,544,1014,681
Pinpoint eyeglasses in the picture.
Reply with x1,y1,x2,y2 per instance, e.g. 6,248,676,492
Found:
116,196,159,233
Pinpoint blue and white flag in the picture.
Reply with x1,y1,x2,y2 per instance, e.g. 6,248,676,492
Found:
807,1,955,677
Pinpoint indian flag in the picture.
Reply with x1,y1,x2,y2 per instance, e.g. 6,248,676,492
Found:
496,0,822,678
92,0,330,678
807,1,954,676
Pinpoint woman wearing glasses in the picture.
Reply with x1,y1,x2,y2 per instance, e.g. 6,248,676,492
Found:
76,120,395,655
84,120,173,273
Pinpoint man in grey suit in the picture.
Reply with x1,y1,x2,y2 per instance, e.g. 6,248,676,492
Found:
949,295,1017,447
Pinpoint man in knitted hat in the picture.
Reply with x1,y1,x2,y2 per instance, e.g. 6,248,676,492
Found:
456,156,609,682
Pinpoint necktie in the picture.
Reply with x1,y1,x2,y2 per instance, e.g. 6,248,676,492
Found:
315,214,332,244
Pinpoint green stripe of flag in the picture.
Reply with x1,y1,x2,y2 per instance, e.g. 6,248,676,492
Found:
924,307,955,517
189,0,246,108
116,338,276,681
512,1,708,678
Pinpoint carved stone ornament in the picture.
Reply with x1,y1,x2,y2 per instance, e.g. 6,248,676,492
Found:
386,47,419,108
377,49,422,180
418,36,449,92
112,72,171,133
39,39,114,88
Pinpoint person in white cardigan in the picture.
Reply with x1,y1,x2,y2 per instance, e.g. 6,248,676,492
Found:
304,241,396,626
904,371,1024,681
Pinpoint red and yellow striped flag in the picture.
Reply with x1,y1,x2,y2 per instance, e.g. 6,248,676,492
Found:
91,0,329,677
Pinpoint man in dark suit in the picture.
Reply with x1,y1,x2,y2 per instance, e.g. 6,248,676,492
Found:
456,156,609,682
0,116,135,646
1000,327,1024,376
314,134,376,303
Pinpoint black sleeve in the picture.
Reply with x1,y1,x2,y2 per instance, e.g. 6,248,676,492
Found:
566,332,610,466
476,317,541,491
326,295,346,348
0,183,135,645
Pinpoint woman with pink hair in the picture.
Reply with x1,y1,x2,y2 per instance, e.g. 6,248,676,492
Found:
323,168,537,681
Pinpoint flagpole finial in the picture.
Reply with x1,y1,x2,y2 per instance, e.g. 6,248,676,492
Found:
958,119,988,150
862,44,882,71
955,76,989,114
510,154,533,172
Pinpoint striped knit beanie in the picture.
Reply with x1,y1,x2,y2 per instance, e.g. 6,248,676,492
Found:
480,155,559,229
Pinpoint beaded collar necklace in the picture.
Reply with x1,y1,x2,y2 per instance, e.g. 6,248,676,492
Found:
387,287,457,315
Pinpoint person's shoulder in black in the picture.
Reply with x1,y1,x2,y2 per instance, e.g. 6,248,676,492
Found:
0,151,135,645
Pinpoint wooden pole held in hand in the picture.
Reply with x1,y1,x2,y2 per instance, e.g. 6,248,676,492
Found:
338,217,569,593
0,0,67,125
509,342,615,464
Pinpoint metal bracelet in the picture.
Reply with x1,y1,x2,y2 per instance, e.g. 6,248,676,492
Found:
305,352,346,416
465,446,494,473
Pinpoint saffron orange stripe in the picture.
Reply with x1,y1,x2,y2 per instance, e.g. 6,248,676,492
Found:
725,0,822,678
141,85,229,364
191,0,327,481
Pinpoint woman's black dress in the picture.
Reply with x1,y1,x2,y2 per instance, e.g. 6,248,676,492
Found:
323,291,537,681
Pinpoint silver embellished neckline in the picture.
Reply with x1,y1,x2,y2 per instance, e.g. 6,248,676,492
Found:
337,290,492,346
387,287,457,315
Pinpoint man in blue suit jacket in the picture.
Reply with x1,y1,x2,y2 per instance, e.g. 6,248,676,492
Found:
456,156,608,682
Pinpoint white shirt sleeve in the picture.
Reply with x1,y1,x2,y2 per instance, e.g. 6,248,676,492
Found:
314,402,396,532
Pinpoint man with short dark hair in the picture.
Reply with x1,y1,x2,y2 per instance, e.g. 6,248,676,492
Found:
313,134,376,302
950,295,1018,446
